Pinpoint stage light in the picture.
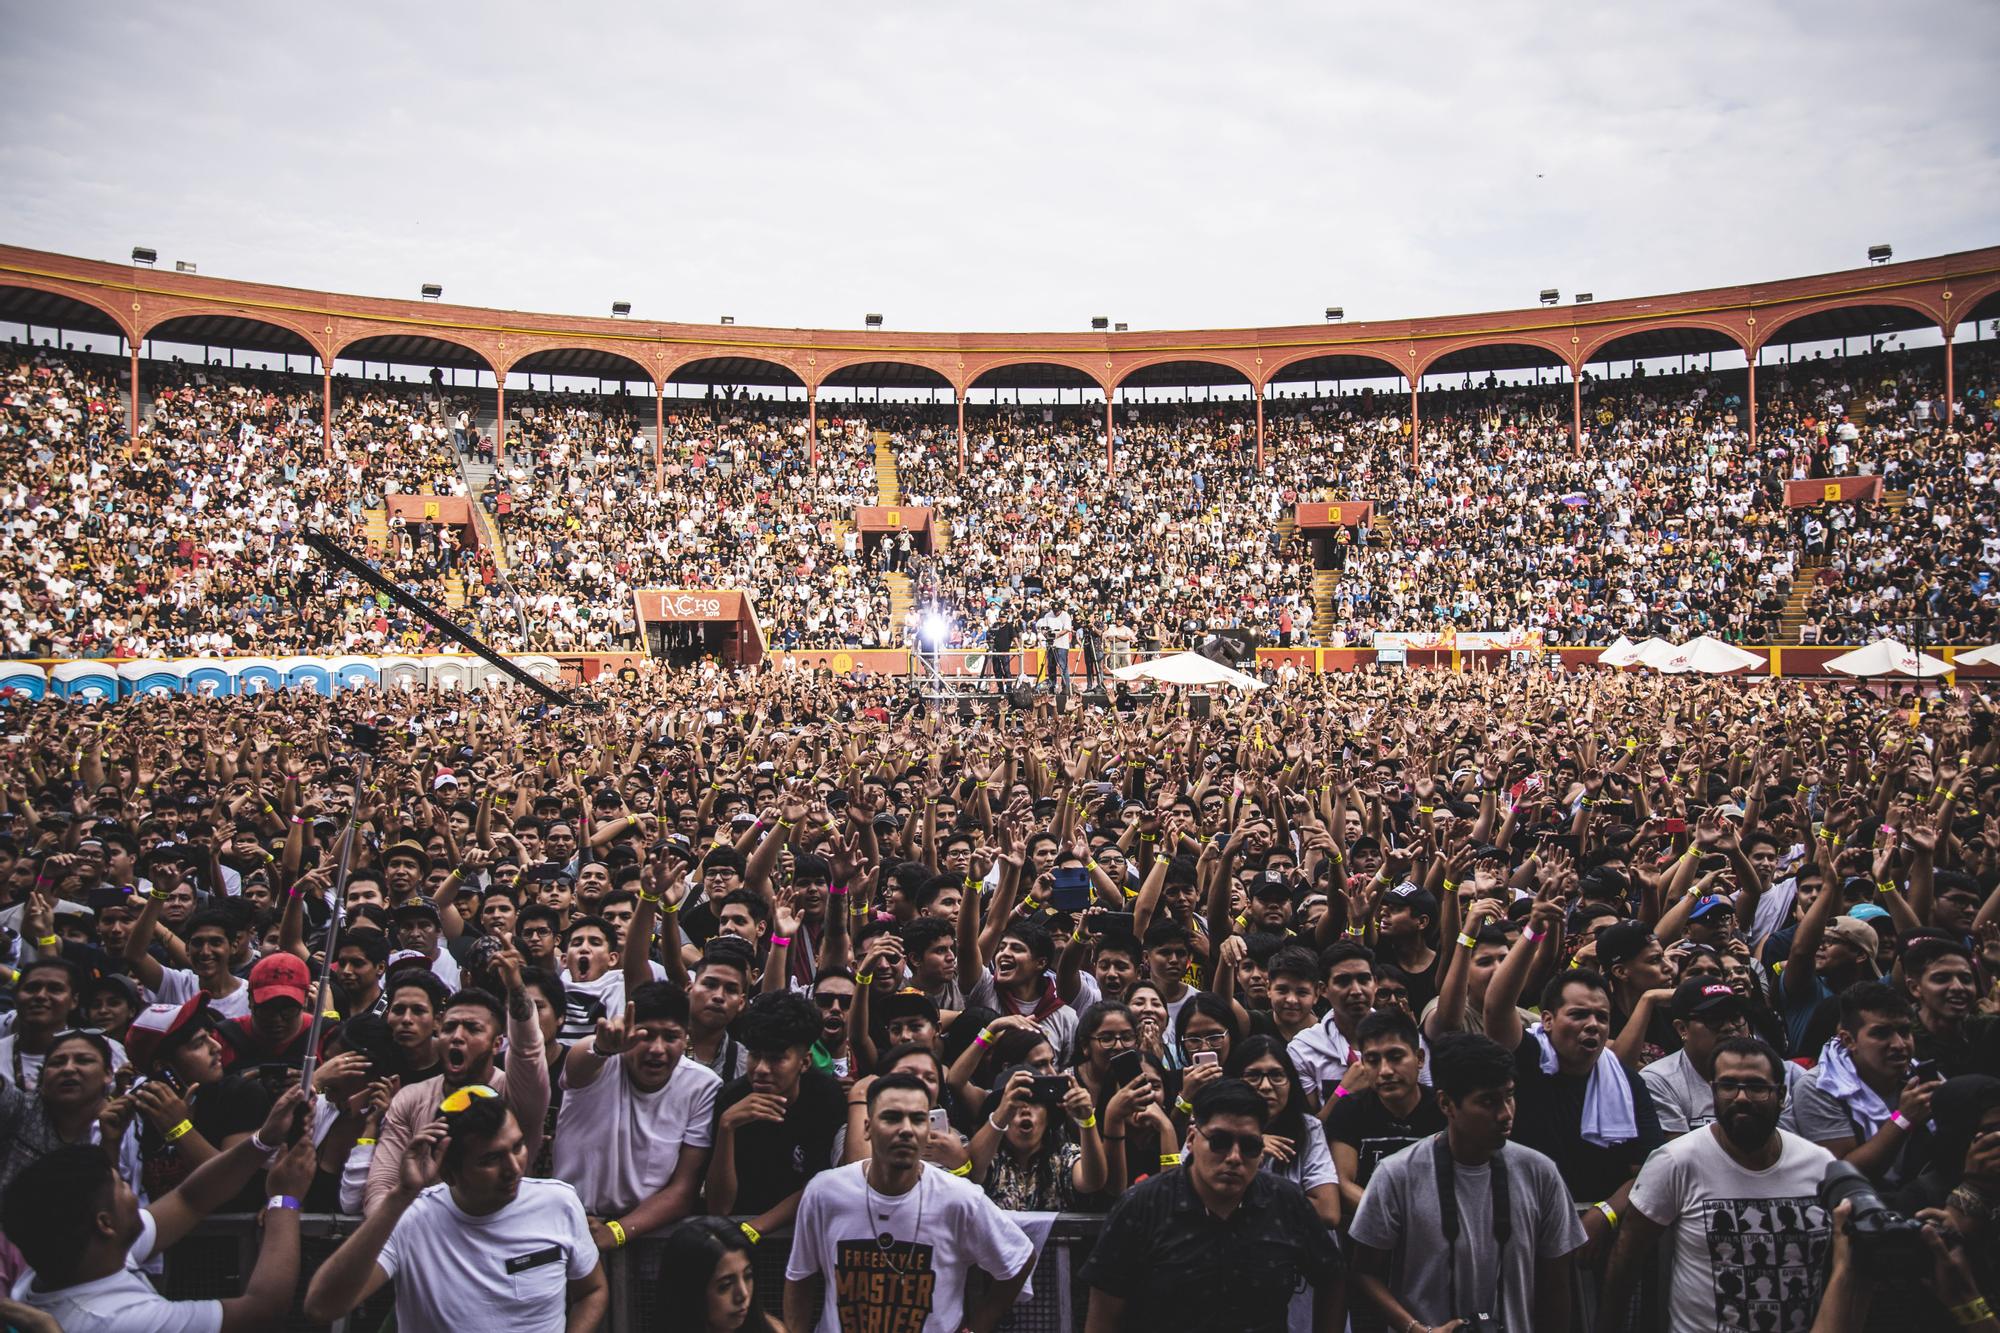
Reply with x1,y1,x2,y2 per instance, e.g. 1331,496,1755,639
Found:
1539,289,1559,306
919,610,953,649
421,283,443,300
1867,244,1892,265
131,247,157,266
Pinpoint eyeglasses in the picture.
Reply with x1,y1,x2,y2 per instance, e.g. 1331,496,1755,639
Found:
1091,1030,1137,1048
1241,1068,1288,1087
439,1083,500,1115
1180,1031,1229,1052
812,992,854,1010
1713,1079,1781,1099
1196,1126,1265,1160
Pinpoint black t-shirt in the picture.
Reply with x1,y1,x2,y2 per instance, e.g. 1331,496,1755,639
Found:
1324,1087,1446,1188
1508,1034,1663,1203
139,1074,272,1205
1914,1014,2000,1082
708,1068,847,1214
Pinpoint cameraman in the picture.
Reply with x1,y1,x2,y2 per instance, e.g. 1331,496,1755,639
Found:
1812,1198,1996,1332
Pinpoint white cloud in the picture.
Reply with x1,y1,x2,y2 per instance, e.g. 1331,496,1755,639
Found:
1,0,1994,333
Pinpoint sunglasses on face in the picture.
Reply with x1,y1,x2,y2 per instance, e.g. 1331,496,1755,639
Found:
1196,1125,1265,1160
812,992,854,1010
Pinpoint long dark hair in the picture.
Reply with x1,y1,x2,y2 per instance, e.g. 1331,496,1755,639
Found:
1225,1035,1308,1147
655,1216,774,1332
1070,1000,1135,1070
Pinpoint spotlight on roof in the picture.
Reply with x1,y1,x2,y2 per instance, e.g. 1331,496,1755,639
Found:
131,247,157,267
610,301,631,318
864,313,884,329
1325,307,1344,323
1539,289,1560,306
175,261,198,275
720,316,735,326
1574,292,1593,304
1114,322,1129,332
1091,316,1109,331
1867,243,1893,265
420,283,443,301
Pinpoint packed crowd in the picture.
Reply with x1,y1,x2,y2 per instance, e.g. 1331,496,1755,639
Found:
0,338,1995,668
3,662,2000,1331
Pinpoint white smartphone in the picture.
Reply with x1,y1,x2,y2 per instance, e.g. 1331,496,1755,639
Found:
1192,1051,1220,1067
928,1107,951,1135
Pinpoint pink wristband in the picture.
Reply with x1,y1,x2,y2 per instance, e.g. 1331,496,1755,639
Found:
771,935,792,947
1889,1111,1911,1131
1522,926,1544,944
1333,1085,1354,1100
828,884,849,897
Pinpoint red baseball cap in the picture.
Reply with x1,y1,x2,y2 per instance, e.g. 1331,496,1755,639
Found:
249,953,311,1008
125,995,210,1071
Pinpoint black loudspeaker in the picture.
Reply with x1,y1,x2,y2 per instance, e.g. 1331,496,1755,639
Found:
1081,690,1112,710
1007,685,1035,711
1189,695,1213,720
957,697,976,723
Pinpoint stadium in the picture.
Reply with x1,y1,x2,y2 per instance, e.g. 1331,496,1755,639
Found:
3,240,1998,694
7,6,2000,1332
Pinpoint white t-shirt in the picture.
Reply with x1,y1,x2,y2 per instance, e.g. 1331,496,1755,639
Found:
149,967,252,1021
377,1178,597,1333
558,969,627,1019
1628,1125,1835,1333
553,1055,720,1216
966,973,1078,1055
0,1031,131,1092
786,1161,1036,1333
10,1209,217,1333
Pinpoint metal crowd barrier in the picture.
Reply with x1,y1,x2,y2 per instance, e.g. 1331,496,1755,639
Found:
163,1213,1107,1332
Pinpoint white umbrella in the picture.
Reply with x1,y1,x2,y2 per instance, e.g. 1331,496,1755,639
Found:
1822,639,1953,678
1600,636,1664,668
1634,638,1684,671
1111,651,1266,692
1954,643,2000,667
1651,635,1766,676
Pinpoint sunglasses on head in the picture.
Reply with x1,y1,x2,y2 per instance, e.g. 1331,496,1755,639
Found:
439,1083,500,1116
1196,1125,1265,1160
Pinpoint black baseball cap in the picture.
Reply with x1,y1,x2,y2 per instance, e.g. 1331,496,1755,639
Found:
1671,979,1746,1024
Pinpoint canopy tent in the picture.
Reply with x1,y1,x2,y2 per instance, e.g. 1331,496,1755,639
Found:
1954,643,2000,667
1633,638,1685,671
1646,635,1766,676
1111,651,1266,692
1822,639,1953,678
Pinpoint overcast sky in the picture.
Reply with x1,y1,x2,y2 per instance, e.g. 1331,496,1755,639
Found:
3,2,1995,335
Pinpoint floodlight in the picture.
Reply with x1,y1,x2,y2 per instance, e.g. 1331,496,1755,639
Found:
131,247,157,266
421,284,443,300
1539,289,1559,306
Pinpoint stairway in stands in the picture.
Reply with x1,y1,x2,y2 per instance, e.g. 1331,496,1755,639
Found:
873,432,914,628
1312,569,1340,642
1774,489,1906,640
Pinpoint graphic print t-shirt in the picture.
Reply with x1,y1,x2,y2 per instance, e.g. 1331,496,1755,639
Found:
1627,1125,1835,1333
1324,1088,1446,1188
786,1161,1034,1333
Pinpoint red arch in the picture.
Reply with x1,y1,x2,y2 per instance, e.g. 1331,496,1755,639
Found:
1415,333,1576,379
508,341,657,384
1754,294,1945,350
0,276,137,341
962,355,1110,394
139,308,326,360
1947,277,2000,335
811,351,958,390
1111,353,1257,391
333,329,500,376
1261,345,1413,386
1577,319,1747,365
664,351,808,387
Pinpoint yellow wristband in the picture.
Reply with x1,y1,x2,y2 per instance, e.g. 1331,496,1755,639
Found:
35,935,58,948
605,1219,627,1247
1594,1200,1619,1228
354,1137,378,1146
1080,1114,1097,1129
1159,1153,1182,1167
949,1160,973,1176
739,1221,761,1245
1457,932,1478,949
164,1119,195,1143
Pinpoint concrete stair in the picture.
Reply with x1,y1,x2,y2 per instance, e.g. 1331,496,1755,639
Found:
1777,556,1825,641
442,574,466,610
885,571,914,626
361,508,390,557
873,432,900,505
1312,568,1340,642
